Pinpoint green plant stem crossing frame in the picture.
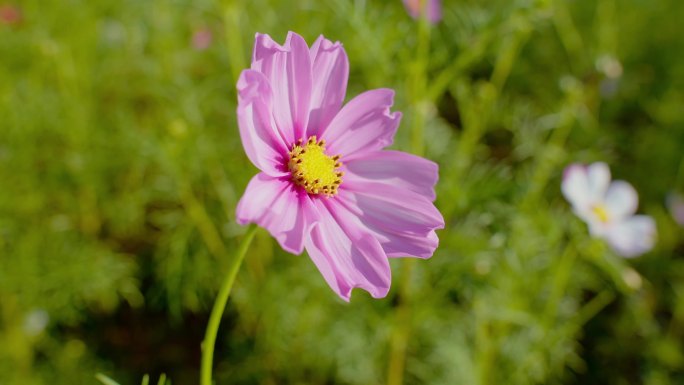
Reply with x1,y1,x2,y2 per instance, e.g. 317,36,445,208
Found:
200,224,258,385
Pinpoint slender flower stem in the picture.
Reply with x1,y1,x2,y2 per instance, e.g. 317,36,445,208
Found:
542,246,577,329
200,224,258,385
386,260,415,385
387,7,431,385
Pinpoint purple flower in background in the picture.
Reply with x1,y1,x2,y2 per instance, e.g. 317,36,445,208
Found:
562,162,656,257
403,0,442,24
192,27,213,50
667,192,684,227
0,4,21,26
235,32,444,300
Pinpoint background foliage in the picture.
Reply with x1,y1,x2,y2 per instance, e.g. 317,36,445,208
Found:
1,0,684,384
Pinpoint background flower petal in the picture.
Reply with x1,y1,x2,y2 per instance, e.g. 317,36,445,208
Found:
667,193,684,226
304,199,391,301
426,0,442,23
307,35,349,138
251,32,313,143
605,215,656,258
322,89,401,159
604,180,639,220
562,163,591,210
345,150,438,201
236,173,316,254
403,0,442,23
587,162,611,202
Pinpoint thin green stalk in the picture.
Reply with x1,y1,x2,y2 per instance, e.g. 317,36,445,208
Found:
675,155,684,187
490,24,531,92
474,300,493,385
200,224,258,385
551,0,585,70
409,8,431,155
222,3,246,86
574,290,615,327
387,6,431,385
386,260,415,385
542,246,577,329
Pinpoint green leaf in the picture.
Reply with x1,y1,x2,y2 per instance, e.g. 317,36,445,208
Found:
95,373,122,385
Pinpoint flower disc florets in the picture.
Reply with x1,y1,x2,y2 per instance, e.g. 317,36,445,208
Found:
592,205,610,223
288,136,343,196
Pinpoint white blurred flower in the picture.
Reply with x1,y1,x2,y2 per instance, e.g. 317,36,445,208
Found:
23,309,49,337
595,55,623,99
667,192,684,226
596,54,623,79
562,162,656,257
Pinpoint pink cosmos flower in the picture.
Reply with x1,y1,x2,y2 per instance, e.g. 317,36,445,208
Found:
403,0,442,24
0,4,21,26
192,27,213,51
562,162,656,258
235,32,444,301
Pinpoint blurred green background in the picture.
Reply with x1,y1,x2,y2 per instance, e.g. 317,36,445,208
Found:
2,0,684,384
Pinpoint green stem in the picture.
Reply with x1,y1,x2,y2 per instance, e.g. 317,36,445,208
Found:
409,4,431,156
386,260,415,385
542,246,576,329
200,224,258,385
387,7,431,385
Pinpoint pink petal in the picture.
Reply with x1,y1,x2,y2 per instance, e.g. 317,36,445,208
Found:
426,0,442,23
304,199,391,301
192,28,213,50
237,69,273,107
236,104,287,177
606,215,656,258
251,32,312,143
236,173,316,254
322,89,401,159
339,180,444,259
345,150,438,201
604,180,638,221
403,0,442,23
380,230,439,259
237,70,289,176
307,35,349,138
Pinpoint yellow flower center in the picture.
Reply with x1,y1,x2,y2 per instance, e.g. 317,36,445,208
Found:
592,205,610,223
288,136,343,196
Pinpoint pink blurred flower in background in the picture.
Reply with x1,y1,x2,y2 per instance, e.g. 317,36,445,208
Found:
667,192,684,227
0,4,21,26
192,27,213,50
562,162,656,257
235,32,444,300
403,0,441,24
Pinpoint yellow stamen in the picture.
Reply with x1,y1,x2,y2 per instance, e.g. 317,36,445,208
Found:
288,136,342,197
592,205,610,223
